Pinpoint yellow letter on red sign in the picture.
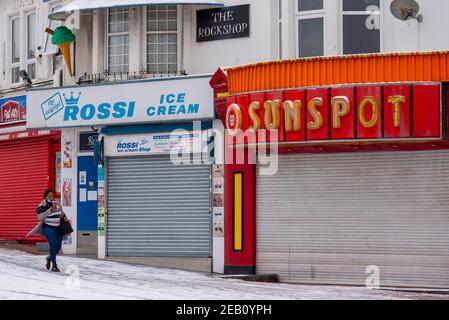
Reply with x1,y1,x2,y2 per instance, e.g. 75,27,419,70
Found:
307,97,324,130
264,100,281,130
283,100,302,132
248,102,261,131
331,96,351,129
359,96,379,128
387,95,406,128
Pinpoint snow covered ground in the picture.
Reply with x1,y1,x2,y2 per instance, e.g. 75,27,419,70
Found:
0,248,447,300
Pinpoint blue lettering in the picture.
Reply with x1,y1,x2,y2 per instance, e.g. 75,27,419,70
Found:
127,101,135,117
177,93,186,103
166,94,176,104
63,105,79,121
97,103,111,120
147,107,156,116
113,102,127,119
80,104,95,120
188,104,199,114
168,105,177,115
158,106,167,116
177,105,186,114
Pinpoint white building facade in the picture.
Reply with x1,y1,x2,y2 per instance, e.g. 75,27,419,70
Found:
2,0,449,278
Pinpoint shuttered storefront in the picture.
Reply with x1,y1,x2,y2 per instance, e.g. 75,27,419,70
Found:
0,138,50,241
256,150,449,288
107,155,212,257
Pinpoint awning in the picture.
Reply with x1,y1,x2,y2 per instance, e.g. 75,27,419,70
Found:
49,0,224,20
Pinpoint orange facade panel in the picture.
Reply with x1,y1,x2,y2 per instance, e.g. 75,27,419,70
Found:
225,51,449,95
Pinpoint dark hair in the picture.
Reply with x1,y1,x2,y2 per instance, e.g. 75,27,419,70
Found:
43,189,54,199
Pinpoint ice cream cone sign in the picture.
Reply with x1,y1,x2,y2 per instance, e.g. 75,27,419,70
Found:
45,26,76,77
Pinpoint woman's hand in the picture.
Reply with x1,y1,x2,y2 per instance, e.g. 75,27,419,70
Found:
59,212,65,218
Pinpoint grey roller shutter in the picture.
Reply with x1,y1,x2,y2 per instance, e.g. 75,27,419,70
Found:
107,155,211,257
257,150,449,288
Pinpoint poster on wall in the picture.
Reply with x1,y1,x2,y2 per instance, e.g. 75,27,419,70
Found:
62,178,72,207
98,165,106,237
62,133,74,168
213,223,224,238
212,178,224,194
212,164,224,237
213,164,223,178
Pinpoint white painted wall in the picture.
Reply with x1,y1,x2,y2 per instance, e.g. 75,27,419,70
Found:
184,0,276,72
4,0,449,94
281,0,449,59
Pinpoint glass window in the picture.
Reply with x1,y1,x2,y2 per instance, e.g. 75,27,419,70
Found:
298,18,324,57
343,0,380,12
27,13,37,79
342,1,380,55
298,0,323,12
44,7,63,54
147,5,178,75
27,63,36,80
108,8,130,74
11,67,20,84
27,13,36,60
343,15,380,54
11,17,20,64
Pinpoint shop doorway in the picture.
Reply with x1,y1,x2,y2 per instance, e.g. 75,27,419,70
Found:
77,156,98,254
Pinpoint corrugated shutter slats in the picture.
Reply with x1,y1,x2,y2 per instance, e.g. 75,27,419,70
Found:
107,155,211,257
256,150,449,288
0,139,50,241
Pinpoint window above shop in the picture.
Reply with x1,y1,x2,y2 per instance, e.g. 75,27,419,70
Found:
146,5,179,75
11,16,21,84
292,0,382,58
342,0,381,54
296,0,325,58
107,7,130,74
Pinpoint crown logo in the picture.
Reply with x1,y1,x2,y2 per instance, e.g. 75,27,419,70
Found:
63,92,81,105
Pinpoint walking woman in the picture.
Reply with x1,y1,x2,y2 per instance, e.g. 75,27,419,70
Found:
27,189,65,272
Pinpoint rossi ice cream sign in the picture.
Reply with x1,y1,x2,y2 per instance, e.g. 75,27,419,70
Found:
104,132,202,157
26,75,214,129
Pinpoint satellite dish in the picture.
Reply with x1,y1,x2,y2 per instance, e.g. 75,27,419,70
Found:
390,0,423,22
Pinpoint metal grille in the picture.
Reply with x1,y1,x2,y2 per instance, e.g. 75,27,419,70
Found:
107,155,212,257
256,150,449,288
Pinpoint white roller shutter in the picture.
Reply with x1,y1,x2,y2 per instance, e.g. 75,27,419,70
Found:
107,155,212,257
257,150,449,288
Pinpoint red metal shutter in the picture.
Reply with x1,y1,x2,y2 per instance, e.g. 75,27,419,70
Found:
0,138,50,241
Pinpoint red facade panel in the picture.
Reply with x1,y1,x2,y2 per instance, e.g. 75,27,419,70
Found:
284,90,306,142
0,138,51,241
331,87,356,140
236,95,250,133
356,86,383,139
307,88,330,141
249,92,266,144
413,84,441,138
265,91,285,142
384,85,411,138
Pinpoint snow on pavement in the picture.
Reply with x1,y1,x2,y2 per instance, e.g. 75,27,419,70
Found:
0,248,447,300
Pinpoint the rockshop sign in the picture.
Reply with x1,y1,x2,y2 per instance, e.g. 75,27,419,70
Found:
197,5,250,42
